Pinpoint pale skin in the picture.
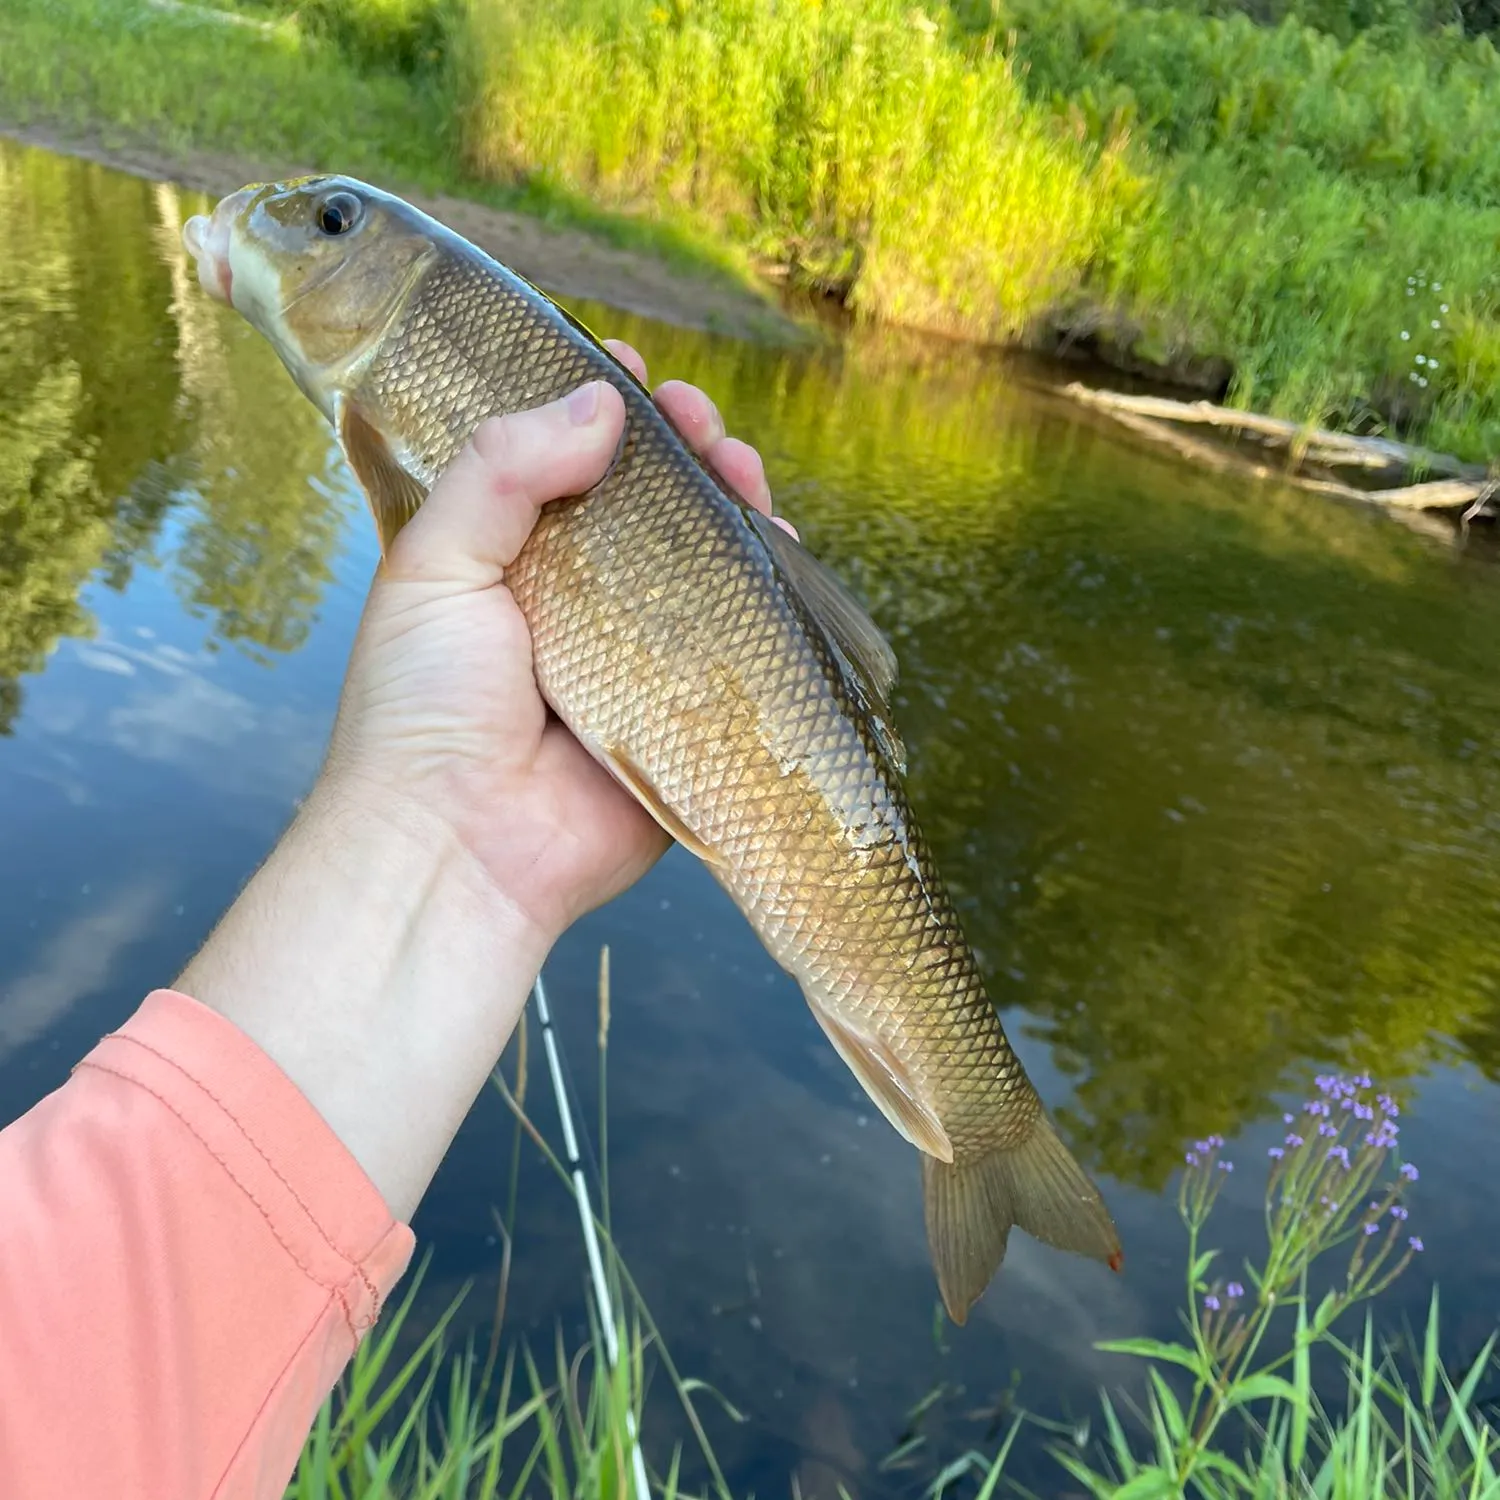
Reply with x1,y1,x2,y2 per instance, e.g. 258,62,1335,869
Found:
178,344,794,1221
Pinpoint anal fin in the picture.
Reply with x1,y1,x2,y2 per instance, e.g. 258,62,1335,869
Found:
603,744,726,869
804,994,953,1163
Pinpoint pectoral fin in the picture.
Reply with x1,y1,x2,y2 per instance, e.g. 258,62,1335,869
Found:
335,395,429,554
804,992,954,1163
603,744,727,869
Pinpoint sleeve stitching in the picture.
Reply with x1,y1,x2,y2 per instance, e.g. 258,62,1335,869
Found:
209,1281,363,1500
101,1029,383,1316
76,1057,376,1340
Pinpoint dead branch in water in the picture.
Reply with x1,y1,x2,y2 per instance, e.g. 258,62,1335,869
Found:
1061,382,1498,522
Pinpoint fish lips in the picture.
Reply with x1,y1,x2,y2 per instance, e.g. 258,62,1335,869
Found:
182,188,253,306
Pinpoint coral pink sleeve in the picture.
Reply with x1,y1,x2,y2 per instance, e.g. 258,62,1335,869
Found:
0,988,416,1500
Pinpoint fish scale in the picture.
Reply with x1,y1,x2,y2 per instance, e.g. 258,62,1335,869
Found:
185,174,1122,1321
373,257,1046,1152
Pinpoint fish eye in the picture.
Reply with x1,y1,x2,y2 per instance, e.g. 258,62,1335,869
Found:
315,192,362,237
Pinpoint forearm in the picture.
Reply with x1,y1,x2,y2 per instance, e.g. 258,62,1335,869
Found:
177,772,550,1222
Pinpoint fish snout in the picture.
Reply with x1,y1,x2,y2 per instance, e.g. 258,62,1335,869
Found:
182,186,254,305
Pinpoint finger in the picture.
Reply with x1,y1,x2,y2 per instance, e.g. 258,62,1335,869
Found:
655,379,725,450
653,381,795,533
386,382,625,587
704,436,773,516
604,339,648,384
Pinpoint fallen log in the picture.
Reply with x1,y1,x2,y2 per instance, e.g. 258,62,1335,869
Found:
1061,383,1497,521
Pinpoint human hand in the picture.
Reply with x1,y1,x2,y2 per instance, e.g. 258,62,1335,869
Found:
320,340,793,947
179,341,791,1219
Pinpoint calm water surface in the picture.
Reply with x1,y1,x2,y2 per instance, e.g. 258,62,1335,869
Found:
3,137,1499,1493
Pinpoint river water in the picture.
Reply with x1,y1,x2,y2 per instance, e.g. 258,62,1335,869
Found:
2,135,1499,1494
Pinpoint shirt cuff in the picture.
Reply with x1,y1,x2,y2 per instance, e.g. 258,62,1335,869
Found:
76,988,415,1333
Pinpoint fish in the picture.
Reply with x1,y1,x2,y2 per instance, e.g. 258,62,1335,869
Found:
181,175,1122,1323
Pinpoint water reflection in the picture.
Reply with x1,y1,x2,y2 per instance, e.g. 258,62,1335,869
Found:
559,297,1500,1189
0,142,352,722
2,132,1499,1495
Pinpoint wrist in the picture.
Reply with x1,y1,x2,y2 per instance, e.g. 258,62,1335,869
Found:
177,768,552,1221
299,767,558,958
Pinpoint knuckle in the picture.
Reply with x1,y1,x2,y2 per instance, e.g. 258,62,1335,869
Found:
470,413,519,474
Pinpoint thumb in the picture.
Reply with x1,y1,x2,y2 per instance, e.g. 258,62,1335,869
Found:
383,380,626,589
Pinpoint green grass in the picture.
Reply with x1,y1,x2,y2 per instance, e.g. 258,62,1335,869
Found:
458,0,1500,461
0,0,766,299
4,0,1499,459
459,0,1141,342
289,987,1499,1500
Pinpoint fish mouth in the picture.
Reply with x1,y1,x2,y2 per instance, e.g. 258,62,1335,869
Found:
182,187,255,305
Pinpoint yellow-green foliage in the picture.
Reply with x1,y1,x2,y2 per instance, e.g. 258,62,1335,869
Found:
5,0,1500,458
462,0,1146,341
459,0,1500,458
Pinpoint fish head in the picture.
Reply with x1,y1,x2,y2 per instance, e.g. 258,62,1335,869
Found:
182,175,439,419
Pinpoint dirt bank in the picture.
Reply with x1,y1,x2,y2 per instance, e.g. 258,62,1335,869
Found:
2,120,808,345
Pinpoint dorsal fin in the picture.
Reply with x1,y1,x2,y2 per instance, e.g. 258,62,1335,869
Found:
746,508,907,772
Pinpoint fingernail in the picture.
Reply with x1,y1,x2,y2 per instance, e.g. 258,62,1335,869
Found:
567,381,602,425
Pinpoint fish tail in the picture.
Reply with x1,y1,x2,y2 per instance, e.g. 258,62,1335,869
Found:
921,1114,1122,1324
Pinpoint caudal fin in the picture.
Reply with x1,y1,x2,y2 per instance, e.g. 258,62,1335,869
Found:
921,1114,1122,1324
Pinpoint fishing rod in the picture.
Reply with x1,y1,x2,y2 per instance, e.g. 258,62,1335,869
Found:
530,971,652,1500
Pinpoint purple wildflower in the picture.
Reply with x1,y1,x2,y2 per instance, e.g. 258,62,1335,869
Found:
1318,1122,1338,1137
1401,1163,1419,1182
1226,1282,1244,1300
1284,1113,1296,1125
1391,1205,1408,1222
1218,1160,1234,1173
1363,1222,1380,1236
1378,1095,1400,1118
1185,1152,1199,1166
1328,1145,1351,1168
1286,1133,1305,1147
1341,1097,1355,1111
1208,1134,1225,1148
1204,1295,1221,1311
1409,1237,1424,1253
1354,1103,1374,1121
1355,1073,1373,1090
1268,1146,1284,1159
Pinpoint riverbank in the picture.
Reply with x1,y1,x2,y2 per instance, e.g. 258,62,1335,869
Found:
0,0,805,344
0,121,801,344
463,0,1500,463
4,0,1498,465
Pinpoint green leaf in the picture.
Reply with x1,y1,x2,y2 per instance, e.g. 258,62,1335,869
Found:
975,1417,1025,1500
1191,1447,1254,1487
1148,1369,1189,1448
1421,1285,1441,1411
1221,1373,1303,1409
1190,1249,1219,1285
1097,1337,1207,1376
1291,1298,1311,1471
1110,1470,1182,1500
1311,1289,1342,1336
